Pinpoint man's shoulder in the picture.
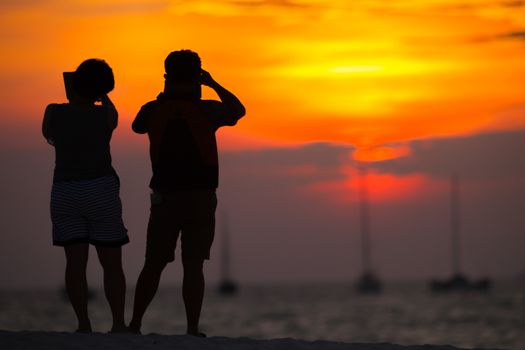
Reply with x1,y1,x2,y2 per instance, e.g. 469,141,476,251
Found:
45,103,73,120
136,100,163,119
198,99,224,115
140,99,161,110
199,99,222,107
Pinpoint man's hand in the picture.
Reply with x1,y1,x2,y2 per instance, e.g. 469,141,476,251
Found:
200,69,218,88
200,69,246,122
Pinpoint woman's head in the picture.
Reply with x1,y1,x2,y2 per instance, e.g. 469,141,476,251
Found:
73,59,114,101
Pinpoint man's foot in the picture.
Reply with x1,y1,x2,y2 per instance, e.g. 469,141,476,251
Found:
75,327,92,334
127,322,142,335
75,321,92,333
187,332,206,338
108,325,131,334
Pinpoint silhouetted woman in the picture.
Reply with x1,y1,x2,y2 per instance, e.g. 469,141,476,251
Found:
42,59,129,333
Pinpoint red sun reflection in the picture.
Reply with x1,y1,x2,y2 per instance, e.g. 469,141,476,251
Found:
352,146,412,162
307,168,440,204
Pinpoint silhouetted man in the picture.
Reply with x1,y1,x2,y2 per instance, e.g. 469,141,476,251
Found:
129,50,245,336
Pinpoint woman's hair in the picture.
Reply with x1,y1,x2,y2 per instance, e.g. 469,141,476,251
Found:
73,59,114,100
164,50,201,83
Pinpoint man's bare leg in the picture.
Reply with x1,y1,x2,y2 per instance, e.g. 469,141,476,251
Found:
182,257,205,336
128,258,168,333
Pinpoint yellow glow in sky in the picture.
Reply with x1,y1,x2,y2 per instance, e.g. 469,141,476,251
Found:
1,0,525,152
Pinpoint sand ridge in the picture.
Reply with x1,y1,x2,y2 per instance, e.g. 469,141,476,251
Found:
0,330,491,350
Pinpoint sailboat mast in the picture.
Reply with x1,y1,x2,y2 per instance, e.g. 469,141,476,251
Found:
358,163,371,274
221,213,231,281
450,173,461,276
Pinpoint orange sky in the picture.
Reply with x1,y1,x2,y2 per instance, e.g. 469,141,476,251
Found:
1,0,525,153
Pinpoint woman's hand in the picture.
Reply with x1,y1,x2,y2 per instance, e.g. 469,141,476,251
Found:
100,95,118,130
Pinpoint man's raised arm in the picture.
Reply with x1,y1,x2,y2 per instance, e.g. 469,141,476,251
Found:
201,70,246,124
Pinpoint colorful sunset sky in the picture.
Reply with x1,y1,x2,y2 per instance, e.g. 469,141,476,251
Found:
0,0,524,287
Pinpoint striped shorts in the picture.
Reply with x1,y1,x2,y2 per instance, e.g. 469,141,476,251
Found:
50,174,129,247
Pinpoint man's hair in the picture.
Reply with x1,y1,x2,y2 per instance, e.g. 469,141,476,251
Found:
164,50,201,83
73,59,114,100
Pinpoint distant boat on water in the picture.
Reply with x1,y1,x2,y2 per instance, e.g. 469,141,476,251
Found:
430,274,491,292
217,213,238,296
355,164,382,294
356,272,382,294
430,174,491,293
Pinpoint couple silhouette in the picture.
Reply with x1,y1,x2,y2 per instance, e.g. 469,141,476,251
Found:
42,50,246,336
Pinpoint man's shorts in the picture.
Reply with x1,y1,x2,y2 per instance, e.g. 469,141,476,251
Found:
145,189,217,263
50,174,129,247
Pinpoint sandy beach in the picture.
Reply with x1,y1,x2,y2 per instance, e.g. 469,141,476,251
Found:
0,330,493,350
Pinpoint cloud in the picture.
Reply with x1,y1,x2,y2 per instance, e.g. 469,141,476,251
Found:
372,129,525,180
218,128,525,188
3,0,522,17
501,0,524,7
215,130,525,202
220,142,354,186
166,0,324,20
500,30,525,40
2,126,525,286
1,0,169,15
228,0,312,9
216,130,525,282
0,0,40,10
469,29,525,44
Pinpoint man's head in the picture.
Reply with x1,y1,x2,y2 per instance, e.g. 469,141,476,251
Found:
73,59,114,101
164,50,201,84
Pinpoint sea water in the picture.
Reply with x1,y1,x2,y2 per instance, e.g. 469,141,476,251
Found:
0,282,523,349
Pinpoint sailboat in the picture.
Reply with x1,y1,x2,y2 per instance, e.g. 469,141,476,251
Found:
355,164,383,294
430,174,491,292
217,213,238,296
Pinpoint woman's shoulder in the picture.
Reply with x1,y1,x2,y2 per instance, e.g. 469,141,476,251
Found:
46,103,70,108
46,103,107,115
45,103,70,114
